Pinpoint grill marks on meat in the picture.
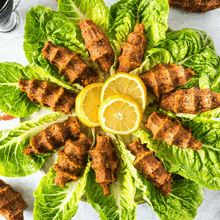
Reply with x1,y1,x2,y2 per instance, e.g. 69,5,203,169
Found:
88,135,119,195
161,87,220,114
78,20,115,74
19,78,76,114
23,117,80,155
42,41,97,87
127,138,172,196
117,22,147,73
169,0,220,13
54,133,92,187
139,63,195,97
0,180,28,220
146,112,202,150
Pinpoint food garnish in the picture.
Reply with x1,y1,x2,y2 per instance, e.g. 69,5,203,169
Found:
117,22,147,73
146,112,202,150
99,94,142,135
127,138,173,196
54,133,92,187
78,19,115,74
169,0,220,13
88,134,119,195
76,83,103,127
19,78,77,114
0,179,28,220
23,117,80,155
161,87,220,114
139,63,195,97
42,41,97,86
101,73,147,111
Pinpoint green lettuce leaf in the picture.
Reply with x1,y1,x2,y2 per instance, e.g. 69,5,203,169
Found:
115,136,203,220
23,5,89,89
0,62,80,118
134,123,220,190
58,0,109,33
86,165,137,220
108,0,169,74
0,112,69,177
34,162,91,220
132,28,219,85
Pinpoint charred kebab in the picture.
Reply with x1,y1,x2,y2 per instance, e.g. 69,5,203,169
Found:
0,180,28,220
78,19,115,74
54,133,92,187
139,63,195,97
23,117,80,155
161,87,220,114
88,135,119,195
42,41,97,86
146,112,202,150
127,138,173,196
19,78,76,114
117,22,147,73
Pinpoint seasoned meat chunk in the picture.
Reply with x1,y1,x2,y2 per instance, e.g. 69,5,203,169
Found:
0,180,28,220
139,63,195,97
78,20,115,74
88,135,119,195
161,87,220,114
23,117,80,155
117,22,147,73
42,41,97,86
54,133,92,187
127,138,173,196
169,0,220,13
19,78,76,114
146,112,202,150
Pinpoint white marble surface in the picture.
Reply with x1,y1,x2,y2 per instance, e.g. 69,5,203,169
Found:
0,1,220,220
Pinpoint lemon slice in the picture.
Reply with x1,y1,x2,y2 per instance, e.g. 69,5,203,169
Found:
99,94,142,135
76,83,103,127
101,73,147,111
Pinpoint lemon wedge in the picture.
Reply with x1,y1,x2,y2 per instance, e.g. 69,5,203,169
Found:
76,83,103,127
101,73,147,111
99,94,142,135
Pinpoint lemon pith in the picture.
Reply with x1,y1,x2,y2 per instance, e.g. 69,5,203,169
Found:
101,73,147,111
76,83,103,127
99,94,142,135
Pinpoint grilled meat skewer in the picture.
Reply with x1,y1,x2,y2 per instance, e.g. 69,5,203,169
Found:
127,138,173,196
0,180,28,220
161,87,220,114
78,20,115,74
42,41,97,87
54,133,92,187
169,0,220,13
146,112,202,150
139,63,195,97
23,117,80,155
19,78,76,114
88,135,119,195
117,22,147,73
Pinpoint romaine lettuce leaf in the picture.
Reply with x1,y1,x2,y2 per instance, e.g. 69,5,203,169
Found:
134,123,220,190
115,136,203,220
108,0,169,75
34,162,91,220
132,29,219,91
23,5,90,89
58,0,109,34
0,62,80,118
86,166,137,220
0,112,69,177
